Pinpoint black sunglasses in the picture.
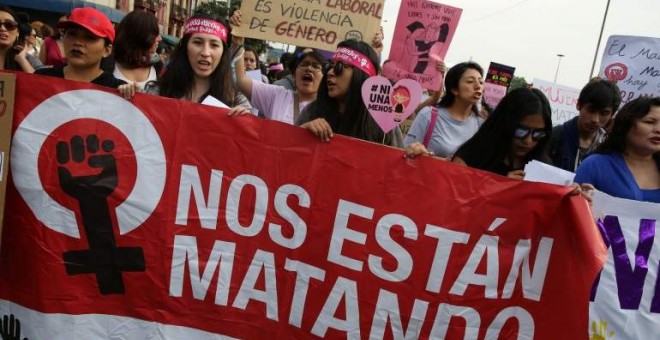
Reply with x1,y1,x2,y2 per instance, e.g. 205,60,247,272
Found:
0,20,18,31
514,126,548,141
326,61,353,76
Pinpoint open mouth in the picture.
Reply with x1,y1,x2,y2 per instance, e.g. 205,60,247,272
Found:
651,137,660,143
69,49,84,57
197,60,211,70
301,73,314,83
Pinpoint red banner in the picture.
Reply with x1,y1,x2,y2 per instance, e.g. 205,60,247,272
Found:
0,73,606,339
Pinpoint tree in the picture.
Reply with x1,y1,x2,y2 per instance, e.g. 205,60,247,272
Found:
508,76,529,92
193,0,269,55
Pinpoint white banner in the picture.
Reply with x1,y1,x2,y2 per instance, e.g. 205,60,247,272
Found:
599,35,660,104
532,78,580,126
589,191,660,339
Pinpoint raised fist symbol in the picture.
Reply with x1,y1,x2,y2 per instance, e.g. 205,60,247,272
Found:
57,135,117,200
56,134,145,295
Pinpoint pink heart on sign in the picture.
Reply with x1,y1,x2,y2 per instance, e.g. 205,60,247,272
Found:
361,76,422,133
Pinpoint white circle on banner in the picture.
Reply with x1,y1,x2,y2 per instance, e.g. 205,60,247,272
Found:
11,90,166,238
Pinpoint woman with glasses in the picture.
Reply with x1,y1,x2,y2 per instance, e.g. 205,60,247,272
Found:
297,39,403,146
451,88,553,179
574,97,660,202
230,11,324,124
404,62,485,158
0,6,34,72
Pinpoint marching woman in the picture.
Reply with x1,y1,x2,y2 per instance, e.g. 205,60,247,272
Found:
111,10,161,91
297,39,403,147
229,9,323,123
451,87,553,180
575,97,660,202
133,14,249,114
404,62,484,158
35,7,125,88
39,14,67,67
0,6,35,72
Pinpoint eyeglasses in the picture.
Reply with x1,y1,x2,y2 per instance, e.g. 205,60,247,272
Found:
0,20,18,31
326,61,353,76
514,126,548,141
297,61,324,72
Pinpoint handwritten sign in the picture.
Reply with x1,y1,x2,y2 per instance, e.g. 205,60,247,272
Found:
233,0,384,51
361,76,422,132
533,78,580,126
383,0,462,90
599,35,660,104
589,191,660,339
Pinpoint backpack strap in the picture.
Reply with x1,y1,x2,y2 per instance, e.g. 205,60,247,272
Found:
422,107,438,148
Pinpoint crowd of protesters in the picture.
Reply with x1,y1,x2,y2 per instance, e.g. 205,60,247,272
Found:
0,5,658,204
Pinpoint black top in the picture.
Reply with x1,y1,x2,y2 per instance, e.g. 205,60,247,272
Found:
36,65,127,88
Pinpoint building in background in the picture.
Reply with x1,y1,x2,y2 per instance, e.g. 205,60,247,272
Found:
2,0,198,38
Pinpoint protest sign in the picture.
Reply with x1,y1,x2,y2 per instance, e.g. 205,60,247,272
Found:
482,62,515,109
533,78,580,126
232,0,383,51
589,191,660,339
485,62,515,88
0,73,606,339
383,0,462,90
361,76,422,132
0,72,15,249
599,35,660,104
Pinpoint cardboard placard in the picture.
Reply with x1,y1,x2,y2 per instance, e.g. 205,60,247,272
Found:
233,0,384,51
0,72,15,250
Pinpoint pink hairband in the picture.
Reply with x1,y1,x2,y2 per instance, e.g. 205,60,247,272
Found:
331,47,376,77
268,63,284,71
184,18,228,43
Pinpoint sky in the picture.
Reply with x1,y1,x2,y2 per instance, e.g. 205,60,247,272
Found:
380,0,660,89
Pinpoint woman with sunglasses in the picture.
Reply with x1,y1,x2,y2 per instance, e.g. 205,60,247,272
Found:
229,11,323,124
0,6,34,72
297,39,403,146
451,87,553,180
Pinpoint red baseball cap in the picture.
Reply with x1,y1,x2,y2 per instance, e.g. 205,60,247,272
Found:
58,7,115,42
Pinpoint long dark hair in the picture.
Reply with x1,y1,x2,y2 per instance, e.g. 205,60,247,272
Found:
596,96,660,162
453,88,553,172
304,39,386,143
158,14,235,104
1,6,22,71
113,10,160,68
437,61,483,115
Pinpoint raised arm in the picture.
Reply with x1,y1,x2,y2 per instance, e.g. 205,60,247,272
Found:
229,10,253,101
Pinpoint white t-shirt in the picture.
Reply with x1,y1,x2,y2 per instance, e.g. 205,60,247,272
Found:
113,64,158,91
250,80,310,125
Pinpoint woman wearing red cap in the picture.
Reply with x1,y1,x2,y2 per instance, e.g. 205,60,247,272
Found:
35,7,125,88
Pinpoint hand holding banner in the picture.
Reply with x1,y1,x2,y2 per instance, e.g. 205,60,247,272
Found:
0,73,607,339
